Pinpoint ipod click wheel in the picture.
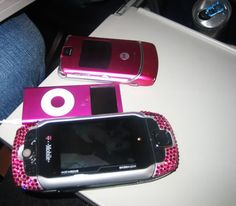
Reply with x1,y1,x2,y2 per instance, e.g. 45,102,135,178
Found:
22,84,123,123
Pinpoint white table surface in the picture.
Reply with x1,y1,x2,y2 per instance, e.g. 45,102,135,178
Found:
0,0,34,22
1,7,236,206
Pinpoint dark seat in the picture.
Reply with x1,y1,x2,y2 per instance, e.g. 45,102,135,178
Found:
25,0,127,75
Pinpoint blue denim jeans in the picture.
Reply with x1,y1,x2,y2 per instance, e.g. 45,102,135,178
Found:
0,14,45,120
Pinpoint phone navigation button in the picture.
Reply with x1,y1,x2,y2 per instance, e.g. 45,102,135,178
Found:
120,52,130,61
22,148,32,158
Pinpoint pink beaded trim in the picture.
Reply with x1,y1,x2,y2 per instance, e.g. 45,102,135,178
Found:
12,112,178,190
11,124,43,191
142,111,179,178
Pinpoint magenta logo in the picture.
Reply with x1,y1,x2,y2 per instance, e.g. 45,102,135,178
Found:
120,52,130,61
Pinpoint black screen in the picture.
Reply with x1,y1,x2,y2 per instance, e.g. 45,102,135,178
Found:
37,115,154,177
90,86,118,115
79,40,111,69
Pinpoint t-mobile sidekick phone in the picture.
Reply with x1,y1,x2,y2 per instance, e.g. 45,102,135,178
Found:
59,35,158,86
12,111,178,192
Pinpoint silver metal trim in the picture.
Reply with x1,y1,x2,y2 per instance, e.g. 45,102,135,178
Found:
124,41,144,84
38,165,155,190
36,112,146,128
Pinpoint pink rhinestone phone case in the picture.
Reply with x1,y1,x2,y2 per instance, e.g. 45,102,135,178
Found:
11,123,42,191
143,111,179,178
12,112,179,191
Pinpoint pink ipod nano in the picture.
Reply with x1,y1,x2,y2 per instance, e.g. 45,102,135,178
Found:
59,36,158,86
22,84,123,123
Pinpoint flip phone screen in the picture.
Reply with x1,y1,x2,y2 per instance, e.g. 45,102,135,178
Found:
79,40,111,69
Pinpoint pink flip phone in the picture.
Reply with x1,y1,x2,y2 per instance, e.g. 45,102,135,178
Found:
59,36,158,86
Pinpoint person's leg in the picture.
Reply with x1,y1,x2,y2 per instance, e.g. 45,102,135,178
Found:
0,13,45,120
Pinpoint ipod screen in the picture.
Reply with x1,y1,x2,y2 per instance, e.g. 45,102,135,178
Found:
90,86,118,115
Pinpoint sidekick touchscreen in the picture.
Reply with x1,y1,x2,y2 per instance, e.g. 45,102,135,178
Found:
12,112,179,192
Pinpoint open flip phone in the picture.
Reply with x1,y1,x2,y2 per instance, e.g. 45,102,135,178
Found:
12,111,178,192
59,36,158,86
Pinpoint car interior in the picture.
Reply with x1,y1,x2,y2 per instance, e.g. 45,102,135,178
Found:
21,0,236,76
0,0,236,202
